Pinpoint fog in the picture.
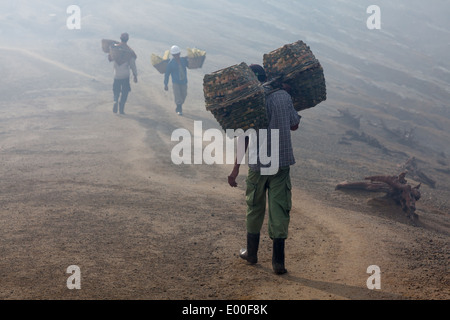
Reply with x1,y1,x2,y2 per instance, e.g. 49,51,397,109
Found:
0,0,449,301
1,0,449,164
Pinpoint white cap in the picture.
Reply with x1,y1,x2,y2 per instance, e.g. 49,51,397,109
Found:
170,45,181,55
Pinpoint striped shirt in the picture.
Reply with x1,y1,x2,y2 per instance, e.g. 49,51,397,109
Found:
249,88,301,173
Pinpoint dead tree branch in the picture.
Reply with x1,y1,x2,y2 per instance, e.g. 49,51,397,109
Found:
380,120,418,147
342,130,391,155
334,109,361,129
401,157,436,188
336,171,421,220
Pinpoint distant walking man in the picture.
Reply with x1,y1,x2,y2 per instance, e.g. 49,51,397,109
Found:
108,32,138,114
164,45,188,116
228,64,301,275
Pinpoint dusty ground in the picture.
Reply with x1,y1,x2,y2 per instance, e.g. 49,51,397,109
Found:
0,46,448,301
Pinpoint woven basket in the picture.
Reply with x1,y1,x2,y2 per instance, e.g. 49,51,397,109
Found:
102,39,135,65
153,60,169,74
263,40,326,111
110,45,134,65
188,56,206,69
187,48,206,69
203,62,268,132
101,39,118,53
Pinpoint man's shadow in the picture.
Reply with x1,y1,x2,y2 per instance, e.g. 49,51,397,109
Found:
256,265,406,300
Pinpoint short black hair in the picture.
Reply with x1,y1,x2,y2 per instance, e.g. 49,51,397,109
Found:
249,64,267,83
120,33,129,42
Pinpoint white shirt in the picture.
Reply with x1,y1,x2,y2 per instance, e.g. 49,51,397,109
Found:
114,58,137,80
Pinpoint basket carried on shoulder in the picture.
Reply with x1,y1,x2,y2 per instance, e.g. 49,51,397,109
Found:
152,48,206,73
102,39,135,65
187,48,206,69
110,45,135,65
188,56,206,69
102,39,119,53
263,40,326,111
151,50,170,74
202,42,326,134
151,54,169,74
203,62,268,134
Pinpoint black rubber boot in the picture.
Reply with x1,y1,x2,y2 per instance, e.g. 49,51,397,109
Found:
176,104,183,115
239,233,260,264
272,238,287,275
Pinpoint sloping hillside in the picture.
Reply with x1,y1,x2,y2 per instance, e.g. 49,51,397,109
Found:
0,0,448,300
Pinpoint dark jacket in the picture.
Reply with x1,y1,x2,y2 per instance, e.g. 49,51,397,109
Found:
164,57,188,86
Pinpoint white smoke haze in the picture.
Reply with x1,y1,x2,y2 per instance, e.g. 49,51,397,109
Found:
0,0,449,301
1,0,449,199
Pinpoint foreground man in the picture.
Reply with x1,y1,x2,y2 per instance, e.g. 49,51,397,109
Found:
228,64,301,274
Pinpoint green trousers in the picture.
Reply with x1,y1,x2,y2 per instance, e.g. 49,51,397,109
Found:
245,167,292,239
